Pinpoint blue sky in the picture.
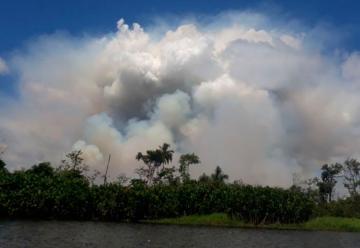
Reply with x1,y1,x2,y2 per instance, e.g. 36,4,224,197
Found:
0,0,360,96
1,0,360,54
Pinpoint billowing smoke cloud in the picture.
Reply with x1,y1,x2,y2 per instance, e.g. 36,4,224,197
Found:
0,57,9,75
1,12,360,186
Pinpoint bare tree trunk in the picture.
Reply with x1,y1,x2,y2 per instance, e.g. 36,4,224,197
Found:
103,154,111,185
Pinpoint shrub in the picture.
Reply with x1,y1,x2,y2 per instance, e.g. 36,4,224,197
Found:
0,164,315,224
226,185,314,224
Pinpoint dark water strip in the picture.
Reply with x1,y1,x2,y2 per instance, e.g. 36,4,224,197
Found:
0,221,359,248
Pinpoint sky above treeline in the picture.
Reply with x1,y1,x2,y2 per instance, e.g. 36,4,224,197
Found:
1,1,360,186
1,1,360,53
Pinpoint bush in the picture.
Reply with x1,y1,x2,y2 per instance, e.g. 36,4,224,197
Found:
226,185,314,224
90,184,130,221
0,164,315,224
315,195,360,218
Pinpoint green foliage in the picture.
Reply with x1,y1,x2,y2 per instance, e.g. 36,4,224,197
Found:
179,153,200,182
151,214,360,232
227,185,314,224
0,162,315,224
4,144,360,226
0,161,91,219
91,183,130,221
176,181,229,216
303,216,360,232
198,173,211,183
0,159,6,172
151,213,241,226
211,166,228,183
88,181,313,224
28,162,54,176
198,166,229,184
136,143,174,184
315,195,360,218
0,149,7,174
342,159,360,197
60,150,88,173
316,163,342,203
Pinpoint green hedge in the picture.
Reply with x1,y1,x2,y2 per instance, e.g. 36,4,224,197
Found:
0,168,314,224
226,185,314,224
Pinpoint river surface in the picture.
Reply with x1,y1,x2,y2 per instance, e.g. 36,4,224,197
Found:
0,221,359,248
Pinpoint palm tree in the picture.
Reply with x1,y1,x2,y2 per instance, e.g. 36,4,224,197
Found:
136,143,174,184
211,166,228,183
157,143,174,168
179,153,200,182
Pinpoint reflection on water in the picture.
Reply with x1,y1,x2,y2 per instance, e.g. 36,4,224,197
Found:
0,221,359,248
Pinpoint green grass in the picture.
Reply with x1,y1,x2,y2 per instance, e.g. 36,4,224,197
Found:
303,216,360,232
150,213,244,227
146,213,360,232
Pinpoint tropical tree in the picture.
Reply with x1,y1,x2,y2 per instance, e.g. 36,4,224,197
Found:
61,150,85,170
0,148,8,174
28,162,54,177
136,143,174,184
317,163,342,203
342,158,360,197
198,173,211,183
116,173,129,186
0,159,6,172
179,153,200,182
59,150,90,181
157,166,177,184
211,166,229,183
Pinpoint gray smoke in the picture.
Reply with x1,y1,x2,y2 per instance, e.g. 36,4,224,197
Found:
1,13,360,186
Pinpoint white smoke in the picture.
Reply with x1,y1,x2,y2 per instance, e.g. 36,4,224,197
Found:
0,57,9,75
1,12,360,186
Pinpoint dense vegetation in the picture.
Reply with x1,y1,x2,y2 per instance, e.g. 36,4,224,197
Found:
0,143,359,225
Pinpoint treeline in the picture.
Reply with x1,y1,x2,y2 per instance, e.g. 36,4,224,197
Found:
292,159,360,218
0,144,358,224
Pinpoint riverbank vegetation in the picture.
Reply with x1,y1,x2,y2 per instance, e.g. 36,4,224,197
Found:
148,213,360,232
0,143,359,231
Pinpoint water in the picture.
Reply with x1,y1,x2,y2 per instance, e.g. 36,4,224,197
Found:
0,221,359,248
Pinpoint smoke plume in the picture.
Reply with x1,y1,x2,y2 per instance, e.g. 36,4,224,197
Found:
0,57,9,75
1,12,360,186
